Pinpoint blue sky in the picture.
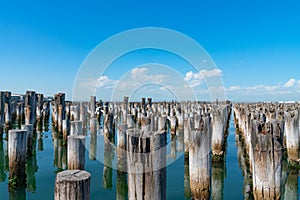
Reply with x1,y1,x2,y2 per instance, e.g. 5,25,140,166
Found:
1,0,300,102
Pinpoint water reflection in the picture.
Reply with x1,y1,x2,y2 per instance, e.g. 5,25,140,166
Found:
282,158,299,200
89,118,97,160
25,137,38,192
0,140,6,182
212,156,226,200
116,170,127,200
9,186,26,200
89,133,97,161
53,131,67,171
103,142,114,189
37,131,44,151
235,129,254,199
170,135,177,160
284,171,299,200
184,152,191,199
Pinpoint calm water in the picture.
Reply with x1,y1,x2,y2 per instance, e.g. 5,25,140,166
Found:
0,113,299,199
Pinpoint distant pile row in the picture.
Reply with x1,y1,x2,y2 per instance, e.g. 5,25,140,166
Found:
0,91,50,134
1,91,233,200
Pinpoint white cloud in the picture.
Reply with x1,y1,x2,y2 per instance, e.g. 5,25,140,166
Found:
131,68,148,81
184,69,222,88
159,85,175,92
96,76,118,88
184,71,194,81
228,86,241,91
226,84,280,92
131,67,167,84
283,78,296,87
226,78,300,101
264,85,278,91
200,69,222,78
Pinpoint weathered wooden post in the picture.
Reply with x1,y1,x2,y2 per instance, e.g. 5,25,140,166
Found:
10,100,17,123
15,101,23,121
122,96,129,124
54,170,91,200
211,106,225,157
126,129,167,200
21,124,34,156
137,109,143,126
189,116,212,200
147,98,152,109
8,130,28,187
104,112,115,143
0,92,5,134
169,116,177,134
158,116,167,131
251,120,282,200
64,101,71,120
117,124,127,150
130,104,137,123
25,91,36,125
54,93,66,133
89,118,97,160
284,111,299,163
141,116,151,131
194,114,201,129
90,96,96,118
150,130,167,200
149,114,155,131
71,104,80,121
141,97,146,114
36,93,44,121
42,99,50,120
90,118,97,136
70,120,83,136
68,135,85,170
4,91,12,126
62,119,70,142
126,114,135,129
80,102,87,129
177,112,184,129
184,117,193,153
0,92,4,137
